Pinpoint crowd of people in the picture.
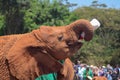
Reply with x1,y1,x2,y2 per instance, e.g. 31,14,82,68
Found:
73,60,120,80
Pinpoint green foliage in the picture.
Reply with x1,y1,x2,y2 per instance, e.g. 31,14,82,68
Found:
0,14,4,35
24,0,70,32
0,0,25,35
0,14,4,29
71,7,120,66
0,0,71,34
110,49,120,66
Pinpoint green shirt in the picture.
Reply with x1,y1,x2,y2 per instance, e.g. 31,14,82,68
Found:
83,69,93,80
35,60,64,80
35,73,57,80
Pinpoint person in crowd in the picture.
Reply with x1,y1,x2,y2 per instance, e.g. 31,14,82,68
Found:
114,64,120,76
107,64,113,71
111,70,118,80
78,64,87,80
98,66,105,76
83,66,93,80
73,61,120,80
74,60,81,80
106,69,112,80
92,66,99,76
102,66,108,76
118,74,120,80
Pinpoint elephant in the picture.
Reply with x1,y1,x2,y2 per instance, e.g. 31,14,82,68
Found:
92,76,107,80
0,19,94,80
36,58,74,80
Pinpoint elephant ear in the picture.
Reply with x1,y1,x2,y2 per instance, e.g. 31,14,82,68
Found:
6,45,63,78
27,46,63,74
38,51,63,74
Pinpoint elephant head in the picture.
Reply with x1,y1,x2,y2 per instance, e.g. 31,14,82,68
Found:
33,19,94,60
3,19,94,80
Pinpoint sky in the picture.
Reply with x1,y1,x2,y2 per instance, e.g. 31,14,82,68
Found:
68,0,120,10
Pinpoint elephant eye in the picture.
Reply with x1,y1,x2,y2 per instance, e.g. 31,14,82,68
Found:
58,34,63,41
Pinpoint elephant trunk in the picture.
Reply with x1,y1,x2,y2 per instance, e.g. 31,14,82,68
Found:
67,19,94,41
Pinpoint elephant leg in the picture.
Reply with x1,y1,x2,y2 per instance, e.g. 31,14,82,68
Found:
57,58,74,80
57,72,65,80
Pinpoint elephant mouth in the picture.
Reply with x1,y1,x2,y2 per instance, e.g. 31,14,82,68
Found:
66,41,83,56
67,38,83,49
66,33,84,53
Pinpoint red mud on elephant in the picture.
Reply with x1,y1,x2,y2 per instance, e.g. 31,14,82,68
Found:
0,19,100,80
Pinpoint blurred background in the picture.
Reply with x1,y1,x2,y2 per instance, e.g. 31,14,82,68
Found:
0,0,120,66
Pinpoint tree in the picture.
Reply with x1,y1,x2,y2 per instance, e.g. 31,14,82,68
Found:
0,0,74,34
0,13,4,35
90,0,107,8
0,0,26,35
23,0,72,32
71,7,120,65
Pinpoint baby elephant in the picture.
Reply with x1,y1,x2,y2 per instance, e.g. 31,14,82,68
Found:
0,19,94,80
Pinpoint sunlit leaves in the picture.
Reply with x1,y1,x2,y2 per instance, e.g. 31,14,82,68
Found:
24,0,70,32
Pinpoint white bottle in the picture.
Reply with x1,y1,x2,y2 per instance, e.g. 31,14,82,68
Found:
81,18,101,38
90,18,101,30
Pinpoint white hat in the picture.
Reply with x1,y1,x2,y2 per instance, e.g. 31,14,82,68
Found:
102,66,106,68
90,18,100,30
